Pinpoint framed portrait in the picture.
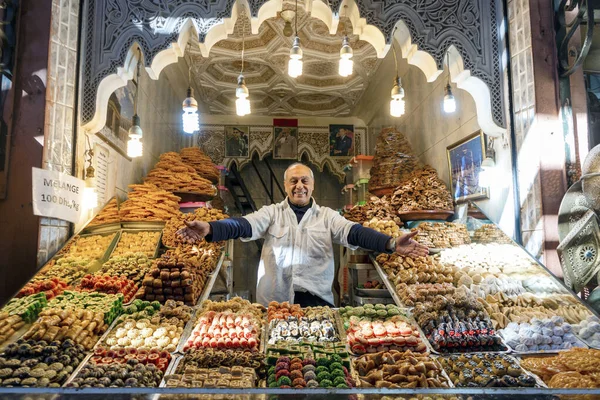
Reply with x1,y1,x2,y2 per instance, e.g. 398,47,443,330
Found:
273,126,298,160
446,130,488,203
329,124,354,157
97,80,137,157
224,126,249,158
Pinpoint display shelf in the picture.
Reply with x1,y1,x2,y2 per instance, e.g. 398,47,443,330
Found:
108,228,163,260
173,190,217,203
369,254,406,309
397,209,454,222
196,249,226,306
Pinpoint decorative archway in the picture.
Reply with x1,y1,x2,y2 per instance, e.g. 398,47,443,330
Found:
81,0,506,137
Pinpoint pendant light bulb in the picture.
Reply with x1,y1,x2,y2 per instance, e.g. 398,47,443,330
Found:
390,76,405,117
339,36,353,77
236,75,251,116
127,114,143,158
443,84,456,113
182,87,199,134
83,157,98,210
288,36,303,78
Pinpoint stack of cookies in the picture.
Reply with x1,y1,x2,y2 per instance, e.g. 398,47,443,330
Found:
162,208,229,248
119,183,181,222
138,244,222,304
144,152,217,196
369,127,421,194
179,147,220,184
411,222,471,248
390,166,454,212
89,198,120,226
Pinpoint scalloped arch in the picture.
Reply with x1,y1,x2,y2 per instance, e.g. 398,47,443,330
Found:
81,0,506,137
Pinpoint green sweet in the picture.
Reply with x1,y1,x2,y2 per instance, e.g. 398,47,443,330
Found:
268,382,279,388
329,362,343,371
268,367,276,376
336,383,349,388
315,366,329,375
319,379,332,388
277,376,291,386
316,371,331,382
330,369,345,379
316,357,330,367
267,374,276,384
333,377,346,386
330,354,342,364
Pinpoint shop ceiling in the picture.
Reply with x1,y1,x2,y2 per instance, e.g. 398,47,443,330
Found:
80,0,507,137
185,6,379,117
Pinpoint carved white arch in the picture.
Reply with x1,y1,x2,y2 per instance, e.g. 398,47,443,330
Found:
82,0,506,139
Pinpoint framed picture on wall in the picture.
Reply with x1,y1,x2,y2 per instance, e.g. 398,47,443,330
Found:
446,130,489,203
273,126,299,160
224,126,249,158
329,124,354,157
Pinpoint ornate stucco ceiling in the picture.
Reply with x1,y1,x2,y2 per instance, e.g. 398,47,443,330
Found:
186,3,381,117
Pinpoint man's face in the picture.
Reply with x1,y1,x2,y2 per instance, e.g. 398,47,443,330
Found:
339,129,346,138
284,165,314,206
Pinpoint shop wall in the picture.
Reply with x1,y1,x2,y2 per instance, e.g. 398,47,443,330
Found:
0,0,52,303
77,59,192,229
354,36,516,238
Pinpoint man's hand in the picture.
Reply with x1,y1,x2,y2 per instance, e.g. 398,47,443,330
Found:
395,231,429,258
176,221,211,244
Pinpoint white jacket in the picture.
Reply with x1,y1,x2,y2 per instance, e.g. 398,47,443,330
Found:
241,198,358,306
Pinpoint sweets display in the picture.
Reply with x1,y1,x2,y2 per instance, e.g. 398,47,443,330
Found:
500,317,585,352
520,348,600,387
268,301,304,322
179,147,220,184
59,233,117,259
138,244,222,305
111,231,161,258
368,128,420,194
0,339,87,387
22,307,107,350
267,354,355,388
17,278,68,300
438,353,540,387
354,350,450,388
162,207,229,248
98,253,153,283
471,224,513,244
411,222,471,248
343,313,427,354
268,316,338,344
438,243,540,275
76,274,138,303
390,166,454,212
378,253,455,286
573,315,600,348
144,152,216,196
46,291,123,325
66,358,165,387
1,293,47,324
91,347,172,372
182,298,264,352
407,285,505,353
35,257,92,285
362,217,401,238
88,198,120,226
165,365,257,388
119,183,181,222
176,348,265,370
344,196,403,226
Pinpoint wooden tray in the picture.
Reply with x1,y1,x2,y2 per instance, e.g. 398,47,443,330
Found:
397,209,454,221
173,191,216,203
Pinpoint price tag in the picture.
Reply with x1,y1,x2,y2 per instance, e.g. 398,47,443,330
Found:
32,167,84,223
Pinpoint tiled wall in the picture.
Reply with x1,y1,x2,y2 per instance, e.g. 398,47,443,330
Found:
508,0,544,260
38,0,80,266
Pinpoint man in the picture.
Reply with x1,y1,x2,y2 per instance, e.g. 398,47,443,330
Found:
333,128,352,156
275,128,298,159
178,163,428,306
226,129,241,157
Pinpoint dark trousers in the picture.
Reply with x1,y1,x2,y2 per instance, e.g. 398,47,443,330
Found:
294,291,333,307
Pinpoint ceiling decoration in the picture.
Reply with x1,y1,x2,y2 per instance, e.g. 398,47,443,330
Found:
186,7,379,116
80,0,507,136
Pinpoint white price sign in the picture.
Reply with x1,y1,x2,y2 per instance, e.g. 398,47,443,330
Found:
32,167,84,223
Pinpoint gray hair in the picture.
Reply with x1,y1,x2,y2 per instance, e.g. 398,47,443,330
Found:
284,162,314,181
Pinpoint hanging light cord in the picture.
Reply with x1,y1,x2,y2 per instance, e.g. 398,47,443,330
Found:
241,16,246,74
295,0,298,36
134,49,141,116
446,52,451,85
391,39,399,77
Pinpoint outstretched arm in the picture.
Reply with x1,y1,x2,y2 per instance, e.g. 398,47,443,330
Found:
177,217,253,244
346,225,428,257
